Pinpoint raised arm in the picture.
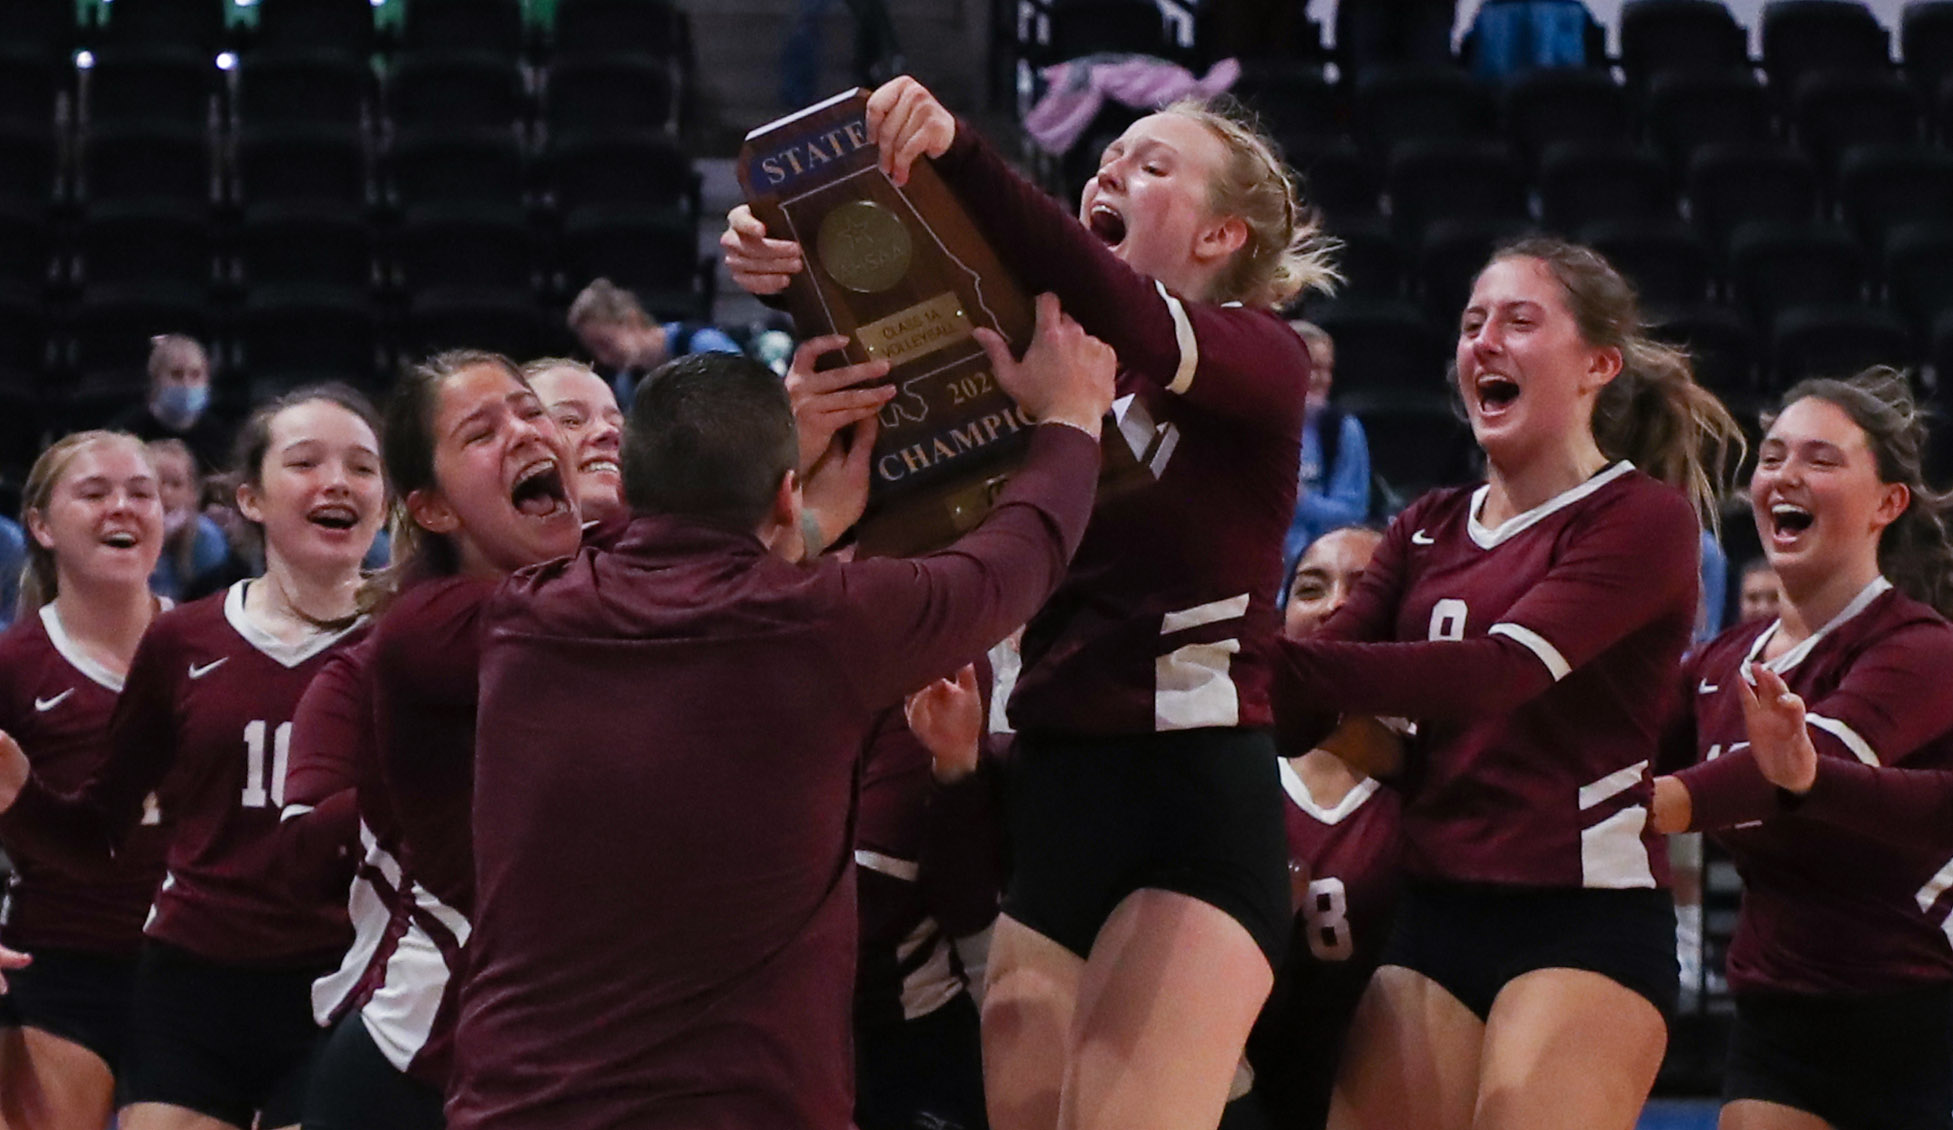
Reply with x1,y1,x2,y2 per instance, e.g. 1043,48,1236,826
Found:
840,298,1113,705
277,645,369,897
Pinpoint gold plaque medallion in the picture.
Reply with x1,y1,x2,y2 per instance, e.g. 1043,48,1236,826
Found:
818,200,913,294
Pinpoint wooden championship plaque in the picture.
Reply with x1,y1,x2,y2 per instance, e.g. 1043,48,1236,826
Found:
738,89,1038,557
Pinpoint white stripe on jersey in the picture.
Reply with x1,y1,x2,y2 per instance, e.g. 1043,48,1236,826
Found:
1162,593,1252,634
1578,760,1649,811
1489,622,1572,681
1579,805,1656,888
854,848,920,882
361,880,472,1075
1155,639,1242,731
1155,281,1198,395
1805,713,1880,766
1915,855,1953,948
311,821,399,1024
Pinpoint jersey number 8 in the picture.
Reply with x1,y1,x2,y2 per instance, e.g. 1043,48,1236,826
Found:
1304,877,1354,962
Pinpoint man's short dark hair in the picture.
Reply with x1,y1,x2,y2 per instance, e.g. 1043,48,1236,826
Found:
622,351,798,529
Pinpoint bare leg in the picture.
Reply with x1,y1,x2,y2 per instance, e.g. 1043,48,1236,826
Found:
1058,889,1273,1130
983,913,1084,1130
0,1028,116,1130
119,1103,244,1130
1719,1101,1836,1130
1473,968,1667,1130
1327,965,1484,1130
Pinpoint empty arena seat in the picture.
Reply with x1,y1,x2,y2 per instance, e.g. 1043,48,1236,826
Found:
98,0,226,55
1620,0,1751,84
81,124,213,210
1762,0,1893,90
87,46,218,130
1903,0,1953,91
551,0,690,61
1384,139,1525,243
1791,70,1924,175
546,129,696,222
396,207,541,296
236,289,383,397
544,54,678,142
1770,304,1916,383
1286,136,1380,221
1684,143,1820,250
1323,217,1407,302
250,0,376,60
1579,217,1713,307
236,125,370,211
1649,303,1757,394
402,0,526,59
1231,63,1341,144
559,207,711,322
388,128,527,220
235,52,372,131
1837,143,1953,247
77,205,214,294
406,289,546,361
388,51,529,133
1353,65,1496,166
1537,142,1674,234
238,204,376,293
1310,298,1454,407
1884,220,1953,333
1644,69,1777,169
1503,68,1634,169
1728,220,1872,326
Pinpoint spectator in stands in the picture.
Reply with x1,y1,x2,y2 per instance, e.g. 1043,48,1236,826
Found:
108,335,231,473
145,440,228,604
0,517,23,629
1739,557,1783,624
566,280,742,411
1338,0,1458,75
1283,320,1371,579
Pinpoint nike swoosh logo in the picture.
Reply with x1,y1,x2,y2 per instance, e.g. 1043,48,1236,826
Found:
1698,679,1718,694
1411,529,1435,545
188,657,229,680
34,689,74,712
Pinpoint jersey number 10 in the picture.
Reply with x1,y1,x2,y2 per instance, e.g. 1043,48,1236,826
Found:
241,720,293,809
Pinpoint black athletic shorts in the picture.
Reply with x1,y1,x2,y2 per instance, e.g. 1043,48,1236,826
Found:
1002,728,1290,968
855,991,988,1130
118,941,329,1129
0,945,140,1072
1724,983,1953,1130
1383,880,1679,1021
303,1009,445,1130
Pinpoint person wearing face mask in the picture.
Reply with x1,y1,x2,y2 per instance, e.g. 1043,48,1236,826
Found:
110,335,232,474
1282,324,1372,581
1651,369,1953,1130
1271,237,1745,1130
0,385,387,1130
565,280,742,412
0,432,173,1130
146,439,230,603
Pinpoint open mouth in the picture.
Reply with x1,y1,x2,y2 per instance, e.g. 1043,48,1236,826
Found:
1770,502,1814,541
307,503,360,531
579,457,620,480
1475,373,1521,413
1087,203,1127,247
511,458,570,518
100,529,140,548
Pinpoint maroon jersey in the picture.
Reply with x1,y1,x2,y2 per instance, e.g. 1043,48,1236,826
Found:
0,604,169,955
1275,465,1699,888
450,424,1097,1130
932,125,1311,737
2,581,359,965
854,662,1002,1030
1248,759,1401,1130
1669,579,1953,996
